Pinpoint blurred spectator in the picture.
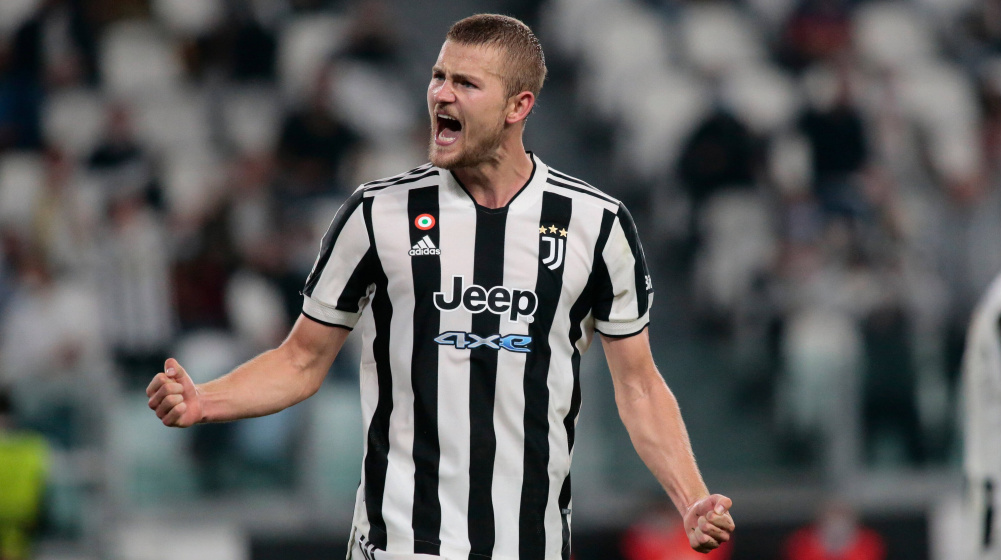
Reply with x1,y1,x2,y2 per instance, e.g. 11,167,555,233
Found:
185,0,277,83
33,148,93,272
276,62,362,200
172,206,239,332
0,403,49,560
676,102,759,212
797,64,870,221
782,500,887,560
621,501,734,560
87,100,161,209
0,244,107,448
96,189,175,389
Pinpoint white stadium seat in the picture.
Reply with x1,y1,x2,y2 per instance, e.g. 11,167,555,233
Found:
854,2,936,70
42,88,105,158
134,87,213,154
0,0,40,39
577,3,674,121
220,85,283,153
278,14,349,103
614,70,711,183
152,0,224,37
680,3,766,75
161,149,225,220
100,20,184,97
721,63,803,134
0,152,45,234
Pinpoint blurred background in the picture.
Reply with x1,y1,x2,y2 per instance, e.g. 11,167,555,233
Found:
0,0,997,559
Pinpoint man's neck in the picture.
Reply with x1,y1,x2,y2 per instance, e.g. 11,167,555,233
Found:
451,143,534,209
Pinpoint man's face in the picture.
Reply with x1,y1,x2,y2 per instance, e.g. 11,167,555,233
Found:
427,40,511,169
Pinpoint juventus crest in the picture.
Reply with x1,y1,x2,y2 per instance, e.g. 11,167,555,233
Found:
539,224,568,270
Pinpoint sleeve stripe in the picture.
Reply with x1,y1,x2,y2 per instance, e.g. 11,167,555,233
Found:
361,163,433,188
363,168,440,193
302,189,367,297
589,209,618,322
301,311,354,331
545,178,618,206
616,202,651,317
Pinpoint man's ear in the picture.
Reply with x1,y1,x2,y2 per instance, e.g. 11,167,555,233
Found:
506,91,535,124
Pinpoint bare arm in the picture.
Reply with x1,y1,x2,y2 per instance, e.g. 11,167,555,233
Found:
147,314,350,426
602,328,734,551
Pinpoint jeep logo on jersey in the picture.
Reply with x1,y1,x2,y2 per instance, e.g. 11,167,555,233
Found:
434,275,537,323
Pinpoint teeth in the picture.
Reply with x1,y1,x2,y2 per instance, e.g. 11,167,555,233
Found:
438,114,458,121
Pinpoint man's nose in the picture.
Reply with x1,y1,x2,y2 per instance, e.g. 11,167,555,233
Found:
433,82,456,103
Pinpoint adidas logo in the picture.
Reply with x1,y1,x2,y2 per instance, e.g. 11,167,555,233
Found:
409,235,441,256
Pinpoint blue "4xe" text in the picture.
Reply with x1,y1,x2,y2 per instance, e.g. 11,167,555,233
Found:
434,331,532,353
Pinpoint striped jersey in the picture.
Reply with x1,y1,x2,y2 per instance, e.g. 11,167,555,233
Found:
302,153,653,560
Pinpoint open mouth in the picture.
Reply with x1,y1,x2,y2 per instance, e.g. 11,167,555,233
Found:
436,113,462,145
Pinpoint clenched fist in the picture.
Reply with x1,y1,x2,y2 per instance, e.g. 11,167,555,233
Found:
146,358,202,427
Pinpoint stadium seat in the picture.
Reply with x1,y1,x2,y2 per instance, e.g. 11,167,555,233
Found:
539,0,623,60
614,70,711,183
898,61,981,180
680,3,766,75
693,190,776,314
152,0,224,37
854,2,936,70
576,3,674,122
0,0,41,38
160,149,225,221
721,63,803,135
42,89,105,158
99,20,184,97
134,87,213,154
220,85,283,154
225,270,288,351
330,61,417,142
0,152,45,234
278,14,349,103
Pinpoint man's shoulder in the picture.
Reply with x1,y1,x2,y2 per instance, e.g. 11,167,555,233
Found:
542,165,622,212
354,163,441,198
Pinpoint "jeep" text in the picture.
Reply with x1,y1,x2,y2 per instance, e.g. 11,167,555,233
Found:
433,275,537,323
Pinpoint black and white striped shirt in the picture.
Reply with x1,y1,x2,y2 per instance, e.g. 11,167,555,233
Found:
302,154,653,560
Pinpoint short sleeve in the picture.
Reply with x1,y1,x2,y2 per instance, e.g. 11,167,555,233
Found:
591,203,654,338
301,190,376,329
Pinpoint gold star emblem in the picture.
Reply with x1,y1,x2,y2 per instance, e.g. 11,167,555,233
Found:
548,225,558,234
539,225,547,234
559,228,568,237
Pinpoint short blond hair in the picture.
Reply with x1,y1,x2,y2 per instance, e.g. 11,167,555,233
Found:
446,14,547,99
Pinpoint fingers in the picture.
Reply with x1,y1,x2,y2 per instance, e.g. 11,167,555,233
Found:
685,494,735,553
147,379,184,410
705,508,736,533
688,524,720,552
160,400,188,427
697,513,732,543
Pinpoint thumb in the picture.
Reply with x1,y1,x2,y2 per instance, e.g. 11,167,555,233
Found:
164,358,195,390
709,495,733,515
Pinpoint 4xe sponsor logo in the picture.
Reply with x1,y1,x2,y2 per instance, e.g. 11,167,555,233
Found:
434,331,532,353
434,275,537,323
